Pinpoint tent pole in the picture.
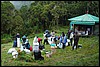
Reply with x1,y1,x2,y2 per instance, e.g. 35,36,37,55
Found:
92,25,95,35
92,25,94,35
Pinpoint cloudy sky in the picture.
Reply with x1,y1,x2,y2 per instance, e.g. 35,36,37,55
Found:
10,1,34,9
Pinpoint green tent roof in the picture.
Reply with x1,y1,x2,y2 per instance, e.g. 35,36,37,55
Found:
70,21,95,25
68,14,99,23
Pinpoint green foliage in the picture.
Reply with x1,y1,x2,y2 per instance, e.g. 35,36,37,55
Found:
1,34,13,44
1,34,11,39
20,5,29,22
17,51,34,62
11,15,24,36
1,38,12,44
1,1,15,35
1,1,99,39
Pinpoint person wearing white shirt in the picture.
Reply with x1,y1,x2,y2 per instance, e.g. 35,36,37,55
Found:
70,30,74,46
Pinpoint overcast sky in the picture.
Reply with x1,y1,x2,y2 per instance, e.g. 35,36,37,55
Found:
10,1,34,9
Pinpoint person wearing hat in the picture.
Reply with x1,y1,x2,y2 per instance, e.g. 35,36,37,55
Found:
21,35,30,51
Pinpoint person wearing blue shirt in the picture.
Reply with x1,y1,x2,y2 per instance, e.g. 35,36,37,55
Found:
59,32,67,49
62,34,67,49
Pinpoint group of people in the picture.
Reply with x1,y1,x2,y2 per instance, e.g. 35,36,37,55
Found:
67,30,80,50
12,33,44,60
11,28,80,59
43,29,80,51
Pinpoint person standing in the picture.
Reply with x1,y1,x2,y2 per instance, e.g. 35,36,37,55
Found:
16,33,20,47
70,30,74,46
70,24,74,30
62,34,67,49
43,32,49,45
67,30,71,46
72,32,79,50
51,30,55,37
87,28,90,35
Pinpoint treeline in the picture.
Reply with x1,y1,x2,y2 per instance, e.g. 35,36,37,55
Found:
1,1,99,37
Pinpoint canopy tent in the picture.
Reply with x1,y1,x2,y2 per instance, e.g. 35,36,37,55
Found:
68,13,99,30
70,21,95,25
68,14,99,22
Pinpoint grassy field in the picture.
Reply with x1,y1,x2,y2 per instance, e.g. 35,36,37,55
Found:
1,26,99,66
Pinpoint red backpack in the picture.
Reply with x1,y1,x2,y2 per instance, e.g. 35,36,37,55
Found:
30,46,33,51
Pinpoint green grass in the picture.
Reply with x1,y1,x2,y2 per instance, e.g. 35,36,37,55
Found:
1,26,99,66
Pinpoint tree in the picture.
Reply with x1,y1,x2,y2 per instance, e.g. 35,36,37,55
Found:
1,1,15,35
1,1,99,38
12,15,24,36
20,5,29,22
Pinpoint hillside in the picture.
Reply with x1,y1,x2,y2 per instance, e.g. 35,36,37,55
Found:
1,26,99,66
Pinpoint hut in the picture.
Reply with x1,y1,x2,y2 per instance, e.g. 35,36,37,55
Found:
68,13,99,36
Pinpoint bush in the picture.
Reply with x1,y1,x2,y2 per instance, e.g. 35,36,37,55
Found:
1,34,12,39
17,51,34,62
1,34,13,44
1,38,12,44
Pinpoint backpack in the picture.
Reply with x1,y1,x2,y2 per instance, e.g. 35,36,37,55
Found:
30,46,33,51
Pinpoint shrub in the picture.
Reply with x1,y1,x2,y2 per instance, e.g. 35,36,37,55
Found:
17,51,34,62
1,38,12,44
